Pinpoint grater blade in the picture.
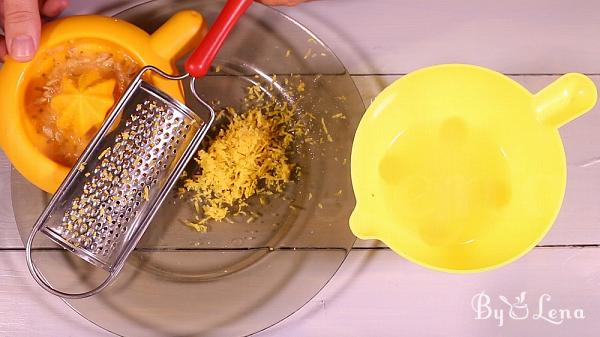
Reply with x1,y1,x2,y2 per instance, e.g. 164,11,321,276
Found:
40,81,203,271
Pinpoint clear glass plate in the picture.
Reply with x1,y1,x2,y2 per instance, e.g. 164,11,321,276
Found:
13,0,364,336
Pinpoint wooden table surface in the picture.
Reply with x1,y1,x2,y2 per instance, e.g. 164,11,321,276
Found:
2,1,600,336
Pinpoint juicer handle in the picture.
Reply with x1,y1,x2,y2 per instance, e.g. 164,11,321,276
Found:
184,0,253,77
533,73,598,128
150,10,208,62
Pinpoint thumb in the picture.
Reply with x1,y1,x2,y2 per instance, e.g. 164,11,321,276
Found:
3,0,41,62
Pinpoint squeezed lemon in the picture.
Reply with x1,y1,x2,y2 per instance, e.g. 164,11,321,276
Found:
25,39,141,167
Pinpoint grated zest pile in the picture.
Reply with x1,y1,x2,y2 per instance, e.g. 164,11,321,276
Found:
182,96,298,224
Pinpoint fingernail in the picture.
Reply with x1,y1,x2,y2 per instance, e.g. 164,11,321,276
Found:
10,35,35,61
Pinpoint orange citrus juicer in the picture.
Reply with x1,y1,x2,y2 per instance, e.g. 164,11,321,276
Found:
0,10,207,193
350,64,597,273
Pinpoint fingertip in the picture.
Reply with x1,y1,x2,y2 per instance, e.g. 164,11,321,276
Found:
8,35,36,62
42,0,70,18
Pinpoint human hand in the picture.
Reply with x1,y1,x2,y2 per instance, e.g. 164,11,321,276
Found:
1,0,69,62
257,0,311,6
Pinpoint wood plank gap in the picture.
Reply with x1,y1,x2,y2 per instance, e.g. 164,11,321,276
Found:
2,244,599,252
350,73,600,77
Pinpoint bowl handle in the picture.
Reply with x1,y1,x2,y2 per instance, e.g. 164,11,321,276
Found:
149,10,208,63
533,73,597,128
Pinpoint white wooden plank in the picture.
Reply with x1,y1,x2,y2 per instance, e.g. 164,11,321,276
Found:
1,248,599,336
280,0,600,75
260,248,600,337
0,251,110,336
63,0,600,75
0,152,18,248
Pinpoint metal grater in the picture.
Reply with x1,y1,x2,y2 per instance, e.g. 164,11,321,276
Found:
43,83,202,270
26,73,213,298
26,0,253,298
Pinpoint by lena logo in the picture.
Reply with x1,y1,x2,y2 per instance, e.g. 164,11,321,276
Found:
471,291,585,327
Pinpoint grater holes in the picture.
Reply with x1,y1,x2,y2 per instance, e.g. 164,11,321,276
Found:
62,229,71,239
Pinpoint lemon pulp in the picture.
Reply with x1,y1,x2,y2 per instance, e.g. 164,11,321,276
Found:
25,39,141,167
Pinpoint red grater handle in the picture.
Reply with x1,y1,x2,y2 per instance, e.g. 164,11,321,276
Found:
184,0,253,77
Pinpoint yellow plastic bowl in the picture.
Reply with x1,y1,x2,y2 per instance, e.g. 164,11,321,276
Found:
0,11,207,193
350,64,597,272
